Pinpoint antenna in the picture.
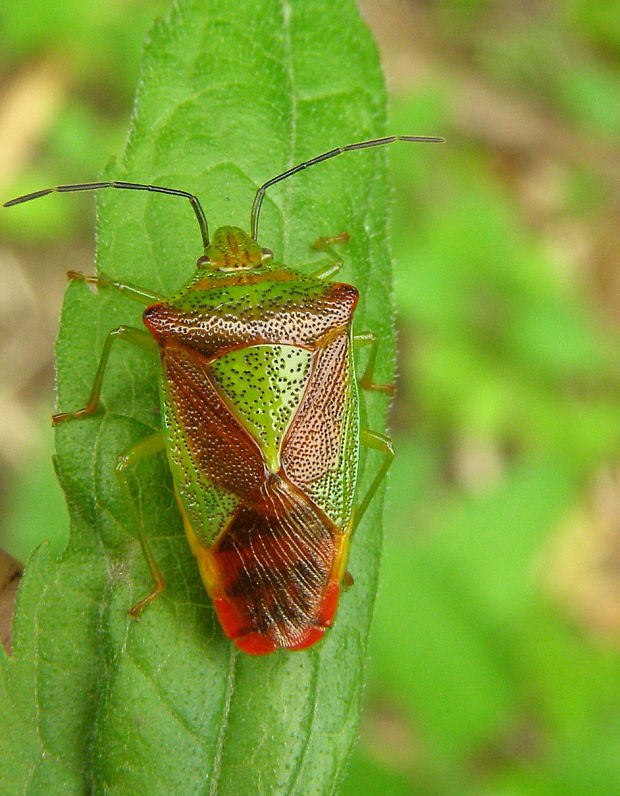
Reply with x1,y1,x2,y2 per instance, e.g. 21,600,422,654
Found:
249,135,444,240
4,181,210,250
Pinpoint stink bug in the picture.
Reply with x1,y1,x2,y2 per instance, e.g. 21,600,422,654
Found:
5,135,443,655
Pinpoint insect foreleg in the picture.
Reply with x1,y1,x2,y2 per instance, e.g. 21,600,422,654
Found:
66,270,164,304
308,232,349,279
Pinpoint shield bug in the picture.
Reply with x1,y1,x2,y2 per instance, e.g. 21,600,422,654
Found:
5,134,443,654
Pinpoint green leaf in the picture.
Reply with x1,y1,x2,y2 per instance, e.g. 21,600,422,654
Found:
1,0,395,793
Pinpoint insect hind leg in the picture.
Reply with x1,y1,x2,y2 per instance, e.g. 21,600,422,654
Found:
114,431,168,618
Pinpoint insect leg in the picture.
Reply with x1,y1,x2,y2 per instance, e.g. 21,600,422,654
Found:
354,331,394,393
309,232,349,279
114,432,167,618
52,326,156,425
66,270,164,304
352,429,395,532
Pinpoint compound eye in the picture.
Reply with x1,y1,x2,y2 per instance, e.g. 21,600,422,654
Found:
261,247,274,262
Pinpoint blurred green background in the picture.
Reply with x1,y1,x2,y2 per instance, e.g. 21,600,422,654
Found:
1,1,620,793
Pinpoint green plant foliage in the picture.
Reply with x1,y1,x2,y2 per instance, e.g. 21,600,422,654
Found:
0,1,394,792
8,2,620,794
341,63,620,795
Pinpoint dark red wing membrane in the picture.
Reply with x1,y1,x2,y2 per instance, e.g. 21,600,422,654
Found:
212,474,341,653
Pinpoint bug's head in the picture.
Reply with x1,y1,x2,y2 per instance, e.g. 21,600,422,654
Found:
196,226,273,271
